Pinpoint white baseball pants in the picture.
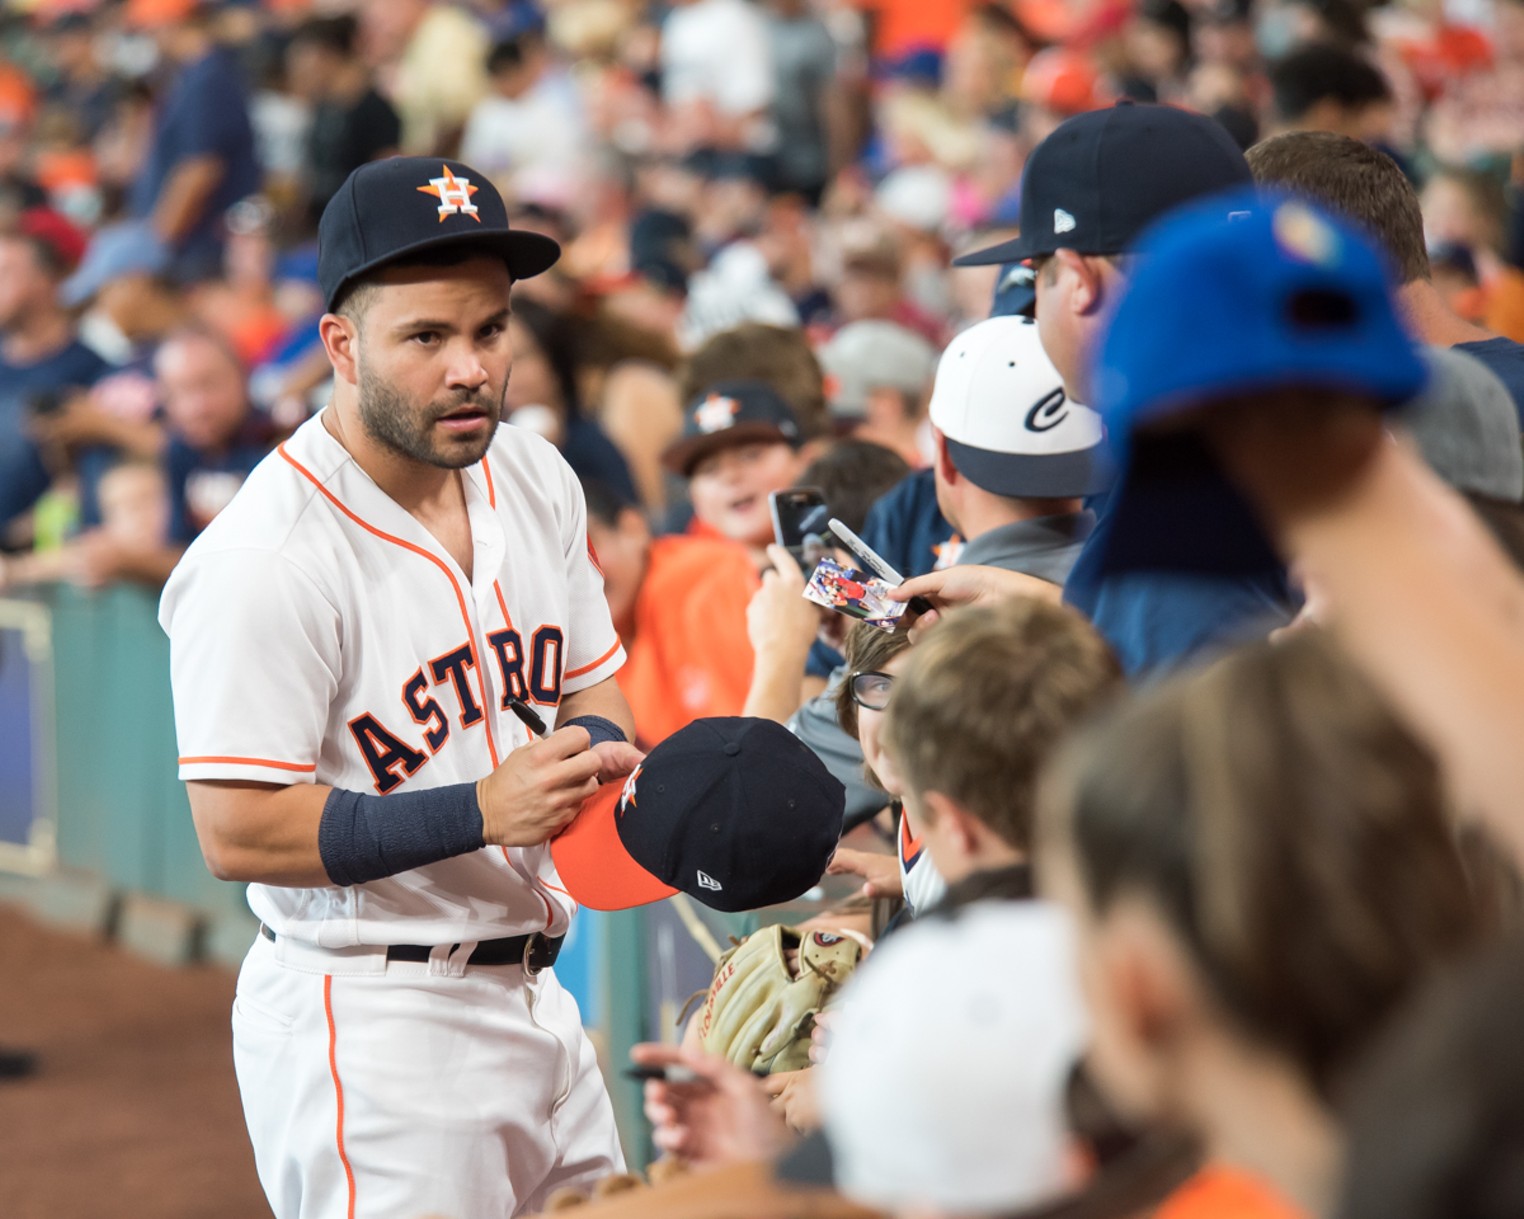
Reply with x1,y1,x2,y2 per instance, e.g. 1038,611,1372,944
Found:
231,932,624,1218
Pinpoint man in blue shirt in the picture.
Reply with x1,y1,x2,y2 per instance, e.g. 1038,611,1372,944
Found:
0,212,113,534
948,104,1294,674
127,2,261,283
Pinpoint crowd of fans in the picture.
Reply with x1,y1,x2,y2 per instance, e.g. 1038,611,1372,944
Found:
7,0,1524,1216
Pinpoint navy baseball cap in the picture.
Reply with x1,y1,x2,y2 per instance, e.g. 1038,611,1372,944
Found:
318,157,560,312
1090,189,1428,576
953,103,1252,267
662,380,803,477
989,262,1038,318
550,718,845,912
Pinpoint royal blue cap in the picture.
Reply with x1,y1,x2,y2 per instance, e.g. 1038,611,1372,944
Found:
317,157,560,312
1090,189,1428,575
954,103,1251,267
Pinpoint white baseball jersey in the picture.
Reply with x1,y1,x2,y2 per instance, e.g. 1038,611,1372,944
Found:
898,804,948,917
159,411,626,947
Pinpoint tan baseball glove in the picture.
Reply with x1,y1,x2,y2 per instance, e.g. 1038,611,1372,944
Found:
695,924,862,1074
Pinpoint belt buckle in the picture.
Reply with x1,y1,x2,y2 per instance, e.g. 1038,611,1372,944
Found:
522,932,551,976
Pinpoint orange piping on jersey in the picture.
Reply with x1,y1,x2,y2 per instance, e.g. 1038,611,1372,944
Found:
324,975,357,1219
178,755,316,772
279,444,502,768
565,640,621,680
541,876,580,917
479,456,497,507
492,581,517,634
899,813,924,860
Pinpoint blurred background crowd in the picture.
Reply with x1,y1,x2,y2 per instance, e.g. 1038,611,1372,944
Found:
2,0,1523,610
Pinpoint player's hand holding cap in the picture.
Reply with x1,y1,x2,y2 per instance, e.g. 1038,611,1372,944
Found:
317,156,561,313
550,717,845,912
1087,187,1428,578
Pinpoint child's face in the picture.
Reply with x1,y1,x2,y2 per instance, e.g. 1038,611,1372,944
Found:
687,441,803,547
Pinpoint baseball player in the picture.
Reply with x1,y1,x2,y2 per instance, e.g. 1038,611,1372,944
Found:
158,158,643,1218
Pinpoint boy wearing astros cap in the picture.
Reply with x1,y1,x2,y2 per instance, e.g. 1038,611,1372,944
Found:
161,159,642,1218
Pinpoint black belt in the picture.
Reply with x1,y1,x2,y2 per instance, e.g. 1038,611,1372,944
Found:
259,924,563,974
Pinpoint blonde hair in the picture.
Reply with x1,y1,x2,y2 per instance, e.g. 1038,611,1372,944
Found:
882,600,1122,852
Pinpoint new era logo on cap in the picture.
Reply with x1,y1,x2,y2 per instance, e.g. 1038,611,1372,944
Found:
417,165,480,223
697,871,723,891
1053,208,1077,235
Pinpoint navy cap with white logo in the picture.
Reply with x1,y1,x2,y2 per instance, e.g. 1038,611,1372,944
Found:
550,717,845,912
662,380,804,477
317,156,561,312
953,103,1251,268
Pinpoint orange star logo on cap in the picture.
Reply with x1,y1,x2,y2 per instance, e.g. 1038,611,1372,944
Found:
417,165,481,223
618,764,643,815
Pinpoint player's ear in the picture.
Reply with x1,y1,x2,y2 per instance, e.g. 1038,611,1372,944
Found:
320,313,361,386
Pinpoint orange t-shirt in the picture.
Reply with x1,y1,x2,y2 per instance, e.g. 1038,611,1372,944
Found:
1155,1167,1308,1219
856,0,971,58
618,535,759,747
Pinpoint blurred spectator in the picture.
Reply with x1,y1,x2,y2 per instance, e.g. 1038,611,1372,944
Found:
679,321,830,441
833,225,942,342
154,325,274,549
0,209,111,535
364,0,489,156
1336,930,1524,1219
818,904,1091,1218
660,0,776,158
1118,0,1194,104
0,457,169,593
504,297,638,505
286,14,402,226
125,0,261,284
1265,43,1395,144
765,0,842,206
1247,132,1524,423
1421,0,1524,164
583,480,756,747
1420,165,1508,284
662,379,807,565
817,319,938,464
460,30,587,203
1039,631,1494,1217
38,11,117,146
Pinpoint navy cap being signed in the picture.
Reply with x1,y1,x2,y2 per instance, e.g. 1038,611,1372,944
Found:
318,157,561,312
551,717,845,912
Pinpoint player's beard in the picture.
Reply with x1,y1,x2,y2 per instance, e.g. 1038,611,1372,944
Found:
356,361,505,469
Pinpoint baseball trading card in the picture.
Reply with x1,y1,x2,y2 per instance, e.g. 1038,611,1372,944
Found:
803,557,908,631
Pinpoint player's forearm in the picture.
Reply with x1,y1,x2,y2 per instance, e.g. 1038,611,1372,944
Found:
187,779,335,887
557,676,636,741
